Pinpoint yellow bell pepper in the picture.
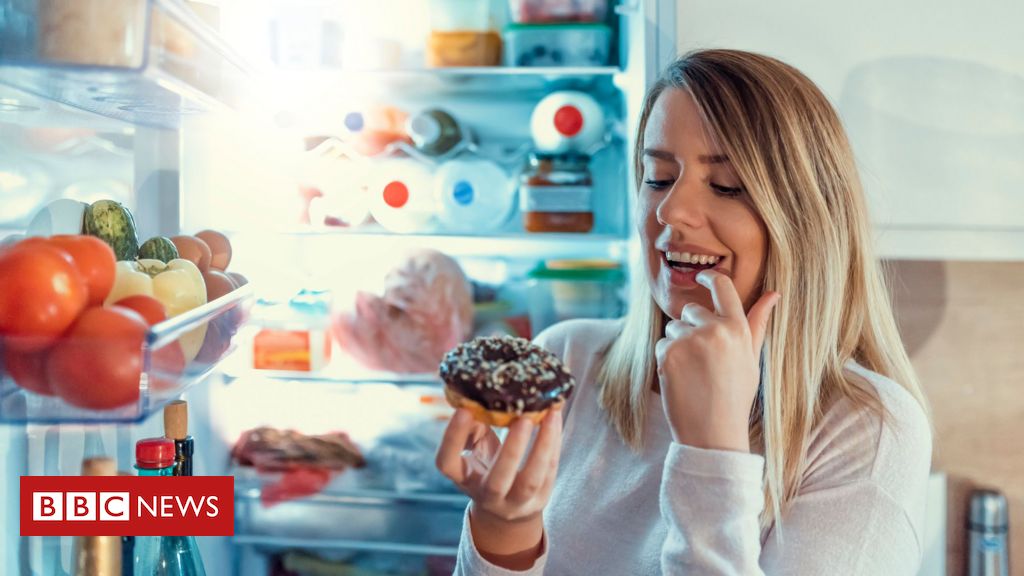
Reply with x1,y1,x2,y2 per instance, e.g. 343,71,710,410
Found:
105,259,208,361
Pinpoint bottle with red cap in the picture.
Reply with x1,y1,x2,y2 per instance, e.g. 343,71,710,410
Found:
368,158,438,233
132,437,207,576
530,90,606,153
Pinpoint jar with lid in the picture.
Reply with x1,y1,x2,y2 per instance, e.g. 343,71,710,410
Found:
520,152,594,233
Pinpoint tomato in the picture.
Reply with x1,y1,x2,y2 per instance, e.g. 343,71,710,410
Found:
47,307,146,410
0,243,87,350
202,269,236,302
3,344,55,396
114,295,168,326
109,298,186,390
47,235,116,306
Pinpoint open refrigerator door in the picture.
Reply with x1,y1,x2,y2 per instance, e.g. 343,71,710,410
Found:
0,0,676,574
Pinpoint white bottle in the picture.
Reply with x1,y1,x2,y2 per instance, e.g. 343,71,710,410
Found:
434,158,513,234
530,90,606,154
368,159,438,233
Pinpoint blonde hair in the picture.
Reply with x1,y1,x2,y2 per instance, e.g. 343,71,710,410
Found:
597,49,929,531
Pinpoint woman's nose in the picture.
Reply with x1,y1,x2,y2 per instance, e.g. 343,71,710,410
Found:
656,180,707,229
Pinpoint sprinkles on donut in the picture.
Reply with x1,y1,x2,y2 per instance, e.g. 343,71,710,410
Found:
439,335,576,427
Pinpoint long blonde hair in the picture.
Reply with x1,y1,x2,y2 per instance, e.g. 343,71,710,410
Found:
597,49,929,531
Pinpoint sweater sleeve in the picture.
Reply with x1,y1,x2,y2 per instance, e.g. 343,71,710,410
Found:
453,506,549,576
659,380,931,576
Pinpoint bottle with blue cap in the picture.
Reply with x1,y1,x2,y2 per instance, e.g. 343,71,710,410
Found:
434,157,513,234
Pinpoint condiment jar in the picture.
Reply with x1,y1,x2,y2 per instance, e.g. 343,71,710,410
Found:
520,152,594,233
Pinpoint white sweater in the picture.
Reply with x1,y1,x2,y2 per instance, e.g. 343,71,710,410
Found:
454,318,932,575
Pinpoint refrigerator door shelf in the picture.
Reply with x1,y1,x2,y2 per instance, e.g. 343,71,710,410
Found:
0,0,249,129
234,479,468,556
0,284,254,424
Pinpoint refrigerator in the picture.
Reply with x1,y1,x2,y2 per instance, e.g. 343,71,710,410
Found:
0,0,678,574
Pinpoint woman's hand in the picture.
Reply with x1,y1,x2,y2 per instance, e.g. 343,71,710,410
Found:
656,270,780,452
436,407,563,569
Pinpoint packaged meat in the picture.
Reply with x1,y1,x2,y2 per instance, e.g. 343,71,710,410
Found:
509,0,609,23
331,249,474,373
504,23,611,67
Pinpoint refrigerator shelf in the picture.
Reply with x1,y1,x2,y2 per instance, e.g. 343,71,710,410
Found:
229,228,632,260
0,0,249,129
270,66,621,97
234,478,468,556
0,284,254,424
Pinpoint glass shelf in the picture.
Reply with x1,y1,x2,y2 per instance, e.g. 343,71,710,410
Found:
234,472,468,556
0,284,254,424
0,0,250,129
269,66,622,97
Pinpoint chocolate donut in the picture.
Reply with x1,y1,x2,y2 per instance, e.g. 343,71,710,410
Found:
439,335,575,426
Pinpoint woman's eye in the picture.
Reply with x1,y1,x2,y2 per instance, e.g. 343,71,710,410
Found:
710,183,745,197
644,179,674,190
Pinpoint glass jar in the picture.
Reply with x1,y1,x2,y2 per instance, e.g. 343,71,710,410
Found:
520,152,594,233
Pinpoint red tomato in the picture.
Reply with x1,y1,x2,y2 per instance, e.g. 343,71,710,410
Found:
3,344,55,396
109,297,186,388
113,295,168,326
47,307,146,410
0,243,87,350
47,235,116,306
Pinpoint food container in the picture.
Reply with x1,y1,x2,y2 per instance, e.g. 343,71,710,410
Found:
503,23,611,67
0,0,247,128
0,285,253,423
251,290,333,373
527,259,624,335
520,152,594,233
426,0,501,67
508,0,609,23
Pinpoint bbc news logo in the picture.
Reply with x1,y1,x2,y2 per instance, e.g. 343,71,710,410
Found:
21,476,233,536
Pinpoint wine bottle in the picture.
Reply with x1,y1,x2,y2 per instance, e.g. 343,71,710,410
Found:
163,400,194,477
73,457,121,576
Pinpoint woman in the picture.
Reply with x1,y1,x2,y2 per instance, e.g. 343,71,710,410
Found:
436,49,932,575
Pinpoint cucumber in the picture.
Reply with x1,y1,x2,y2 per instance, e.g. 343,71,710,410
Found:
138,236,179,263
84,200,139,261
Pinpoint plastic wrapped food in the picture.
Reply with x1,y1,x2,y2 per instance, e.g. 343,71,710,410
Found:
332,250,473,373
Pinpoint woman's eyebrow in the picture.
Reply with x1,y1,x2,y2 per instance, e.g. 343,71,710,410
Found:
643,149,729,165
698,154,729,164
642,148,676,161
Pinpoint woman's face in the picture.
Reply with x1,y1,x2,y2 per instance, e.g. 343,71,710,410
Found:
640,88,768,319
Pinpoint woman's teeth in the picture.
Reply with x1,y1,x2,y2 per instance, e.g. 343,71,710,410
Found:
666,251,721,267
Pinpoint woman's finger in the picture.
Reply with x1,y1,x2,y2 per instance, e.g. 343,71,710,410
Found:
695,270,744,319
747,291,781,354
480,417,535,500
508,407,563,503
664,320,695,340
435,409,481,485
680,302,716,326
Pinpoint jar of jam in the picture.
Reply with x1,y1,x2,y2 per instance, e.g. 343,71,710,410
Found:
520,152,594,233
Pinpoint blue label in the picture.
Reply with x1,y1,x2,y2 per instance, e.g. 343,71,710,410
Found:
453,181,474,206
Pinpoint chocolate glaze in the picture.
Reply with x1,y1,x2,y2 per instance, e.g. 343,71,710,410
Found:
439,335,575,415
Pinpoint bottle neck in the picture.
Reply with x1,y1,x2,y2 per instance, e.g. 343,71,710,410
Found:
135,465,174,476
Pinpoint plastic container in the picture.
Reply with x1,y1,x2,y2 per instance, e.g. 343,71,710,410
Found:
530,90,606,153
508,0,609,23
520,152,594,233
426,0,501,67
368,159,438,233
527,259,624,335
504,23,611,67
434,158,514,234
251,290,333,373
0,284,253,423
0,0,248,129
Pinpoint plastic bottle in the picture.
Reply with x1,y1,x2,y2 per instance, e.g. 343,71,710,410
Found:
434,158,513,233
407,109,466,157
368,159,438,233
530,90,606,153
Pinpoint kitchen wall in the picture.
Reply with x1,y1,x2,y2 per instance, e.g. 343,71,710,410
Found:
888,260,1024,575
